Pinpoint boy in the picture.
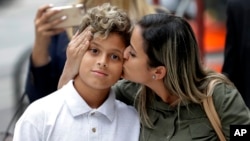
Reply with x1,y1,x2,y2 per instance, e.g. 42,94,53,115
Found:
13,3,139,141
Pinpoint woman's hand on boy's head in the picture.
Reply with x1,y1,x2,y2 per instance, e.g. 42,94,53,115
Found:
63,27,93,81
67,27,93,59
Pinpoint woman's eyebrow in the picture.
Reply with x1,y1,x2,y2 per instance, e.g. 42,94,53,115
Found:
130,43,135,50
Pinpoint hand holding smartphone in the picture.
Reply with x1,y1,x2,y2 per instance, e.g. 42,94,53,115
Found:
47,4,85,28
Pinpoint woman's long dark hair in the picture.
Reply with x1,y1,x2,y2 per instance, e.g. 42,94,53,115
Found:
136,13,233,127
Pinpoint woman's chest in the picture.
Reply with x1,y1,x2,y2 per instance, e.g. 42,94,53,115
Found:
140,104,218,141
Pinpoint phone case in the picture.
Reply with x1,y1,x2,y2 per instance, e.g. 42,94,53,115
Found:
48,4,85,28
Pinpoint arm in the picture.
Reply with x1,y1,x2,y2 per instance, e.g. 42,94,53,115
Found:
57,28,93,89
25,4,67,103
25,57,54,102
13,120,42,141
13,103,44,141
25,34,69,102
213,83,250,140
32,4,66,67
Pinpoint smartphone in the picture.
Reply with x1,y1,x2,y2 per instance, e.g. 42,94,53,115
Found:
48,4,85,28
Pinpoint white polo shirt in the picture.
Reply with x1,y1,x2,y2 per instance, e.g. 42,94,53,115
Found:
13,80,140,141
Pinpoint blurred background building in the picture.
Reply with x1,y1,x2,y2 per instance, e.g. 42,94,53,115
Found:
0,0,227,140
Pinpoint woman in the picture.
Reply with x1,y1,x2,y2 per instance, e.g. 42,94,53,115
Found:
25,0,167,102
59,13,250,140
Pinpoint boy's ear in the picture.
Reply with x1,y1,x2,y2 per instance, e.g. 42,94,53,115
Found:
153,66,166,80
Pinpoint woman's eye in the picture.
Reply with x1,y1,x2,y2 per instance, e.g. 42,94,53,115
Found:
126,46,136,57
129,51,136,57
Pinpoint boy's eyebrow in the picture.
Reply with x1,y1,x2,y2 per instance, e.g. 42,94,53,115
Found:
91,41,99,46
111,48,123,54
91,42,124,54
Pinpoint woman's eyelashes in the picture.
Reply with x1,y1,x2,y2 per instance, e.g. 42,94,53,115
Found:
129,51,136,57
127,46,136,57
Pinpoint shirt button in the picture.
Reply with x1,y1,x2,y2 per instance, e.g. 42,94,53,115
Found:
92,128,96,133
91,112,95,116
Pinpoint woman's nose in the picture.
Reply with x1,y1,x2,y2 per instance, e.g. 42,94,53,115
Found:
123,48,129,60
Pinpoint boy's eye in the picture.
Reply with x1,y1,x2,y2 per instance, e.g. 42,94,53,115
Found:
89,48,99,54
110,54,120,60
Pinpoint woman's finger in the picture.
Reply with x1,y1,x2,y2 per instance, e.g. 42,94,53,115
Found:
35,4,53,19
69,27,92,48
75,28,93,45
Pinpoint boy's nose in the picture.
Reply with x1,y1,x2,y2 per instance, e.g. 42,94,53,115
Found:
97,55,108,68
97,62,108,68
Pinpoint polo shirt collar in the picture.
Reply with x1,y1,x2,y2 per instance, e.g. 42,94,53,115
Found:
97,89,116,122
64,80,115,122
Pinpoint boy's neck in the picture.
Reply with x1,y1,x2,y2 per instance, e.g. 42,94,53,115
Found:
73,78,110,108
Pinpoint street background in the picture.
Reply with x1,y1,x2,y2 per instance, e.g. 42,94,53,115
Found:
0,0,76,138
0,0,225,140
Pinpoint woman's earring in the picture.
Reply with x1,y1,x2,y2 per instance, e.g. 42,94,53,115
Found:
152,75,156,80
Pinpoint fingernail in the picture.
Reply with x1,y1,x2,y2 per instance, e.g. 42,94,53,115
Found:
48,4,54,7
61,16,67,20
